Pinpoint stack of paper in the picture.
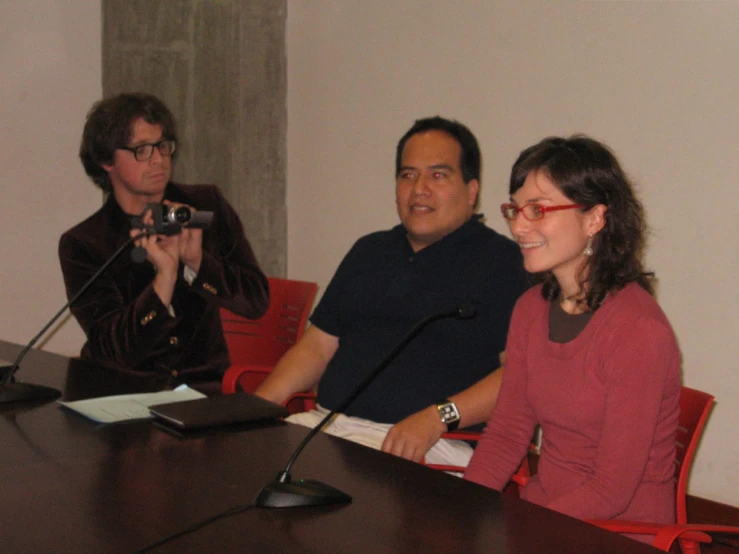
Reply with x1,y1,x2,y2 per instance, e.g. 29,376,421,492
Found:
58,385,206,424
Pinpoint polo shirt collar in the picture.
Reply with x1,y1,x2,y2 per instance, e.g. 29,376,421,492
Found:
394,214,485,255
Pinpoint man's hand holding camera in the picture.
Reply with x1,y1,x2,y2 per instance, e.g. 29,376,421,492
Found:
130,201,205,307
177,222,203,274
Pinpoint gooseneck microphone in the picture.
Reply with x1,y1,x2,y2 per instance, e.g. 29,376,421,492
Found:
255,303,476,509
0,230,154,405
132,304,477,551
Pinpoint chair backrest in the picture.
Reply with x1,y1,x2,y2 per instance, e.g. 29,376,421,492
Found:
220,277,318,368
675,386,715,524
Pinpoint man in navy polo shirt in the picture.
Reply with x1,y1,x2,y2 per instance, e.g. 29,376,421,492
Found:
256,116,528,467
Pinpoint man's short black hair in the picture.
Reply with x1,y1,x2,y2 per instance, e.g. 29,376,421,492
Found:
395,116,481,209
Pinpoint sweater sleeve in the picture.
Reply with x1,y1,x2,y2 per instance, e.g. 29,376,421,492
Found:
544,316,678,519
464,294,538,489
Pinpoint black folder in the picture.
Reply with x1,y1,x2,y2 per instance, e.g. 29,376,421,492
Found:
149,392,289,430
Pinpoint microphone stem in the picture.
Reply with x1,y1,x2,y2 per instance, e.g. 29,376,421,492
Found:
3,231,149,385
281,308,459,477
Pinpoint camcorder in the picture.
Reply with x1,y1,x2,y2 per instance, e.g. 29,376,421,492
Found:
132,203,214,236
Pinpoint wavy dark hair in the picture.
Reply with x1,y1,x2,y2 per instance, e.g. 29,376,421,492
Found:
395,116,481,209
509,135,653,309
79,92,177,192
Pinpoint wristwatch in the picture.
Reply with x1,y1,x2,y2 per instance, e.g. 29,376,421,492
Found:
436,399,461,432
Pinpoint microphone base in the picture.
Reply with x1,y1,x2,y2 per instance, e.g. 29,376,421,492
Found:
0,375,61,405
255,478,352,508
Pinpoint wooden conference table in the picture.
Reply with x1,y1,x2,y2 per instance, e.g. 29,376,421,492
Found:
0,340,661,553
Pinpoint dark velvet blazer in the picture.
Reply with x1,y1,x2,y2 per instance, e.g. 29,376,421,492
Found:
58,183,268,385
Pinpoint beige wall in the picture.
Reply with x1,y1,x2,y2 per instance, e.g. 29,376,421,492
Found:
286,1,739,505
0,1,102,354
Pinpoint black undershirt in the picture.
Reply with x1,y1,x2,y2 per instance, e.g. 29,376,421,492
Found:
548,300,595,343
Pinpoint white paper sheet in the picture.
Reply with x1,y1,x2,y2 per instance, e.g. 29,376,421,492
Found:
58,385,206,424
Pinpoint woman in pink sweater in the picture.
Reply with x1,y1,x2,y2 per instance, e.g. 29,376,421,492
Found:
465,136,681,528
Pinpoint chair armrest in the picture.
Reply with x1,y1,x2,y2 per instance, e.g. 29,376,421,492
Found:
441,429,482,442
221,364,275,394
423,463,466,473
510,444,536,487
510,471,530,487
585,519,738,551
285,391,317,412
652,523,739,551
421,430,481,473
586,519,675,536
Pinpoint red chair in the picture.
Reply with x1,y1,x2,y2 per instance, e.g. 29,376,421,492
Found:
220,277,318,413
586,386,739,553
650,524,739,552
433,386,738,552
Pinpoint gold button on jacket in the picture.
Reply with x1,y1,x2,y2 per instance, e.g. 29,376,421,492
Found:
140,311,157,326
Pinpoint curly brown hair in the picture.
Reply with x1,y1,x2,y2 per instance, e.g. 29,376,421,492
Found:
509,135,654,309
79,92,177,193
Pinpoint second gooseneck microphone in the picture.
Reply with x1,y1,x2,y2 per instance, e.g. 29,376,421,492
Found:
255,303,476,508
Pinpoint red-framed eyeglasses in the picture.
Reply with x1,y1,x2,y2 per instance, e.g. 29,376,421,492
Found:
500,203,586,221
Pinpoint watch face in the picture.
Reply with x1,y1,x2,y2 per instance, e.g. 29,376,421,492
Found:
438,401,460,423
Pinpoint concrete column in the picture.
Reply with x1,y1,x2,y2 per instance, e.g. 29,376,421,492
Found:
102,0,286,276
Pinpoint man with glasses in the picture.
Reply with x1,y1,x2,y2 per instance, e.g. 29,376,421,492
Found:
59,92,268,388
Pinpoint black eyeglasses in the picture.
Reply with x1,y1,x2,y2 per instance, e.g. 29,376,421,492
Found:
500,202,586,221
119,138,176,161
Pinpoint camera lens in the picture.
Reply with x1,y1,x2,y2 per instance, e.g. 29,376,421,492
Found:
172,206,192,224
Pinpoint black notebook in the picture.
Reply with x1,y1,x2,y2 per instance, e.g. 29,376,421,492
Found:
149,392,289,430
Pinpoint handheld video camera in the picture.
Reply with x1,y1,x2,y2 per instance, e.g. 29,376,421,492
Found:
133,203,214,236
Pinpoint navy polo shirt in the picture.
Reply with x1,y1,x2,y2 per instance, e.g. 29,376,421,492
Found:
312,215,529,424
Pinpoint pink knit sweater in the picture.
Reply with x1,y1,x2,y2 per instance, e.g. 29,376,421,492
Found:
465,283,681,523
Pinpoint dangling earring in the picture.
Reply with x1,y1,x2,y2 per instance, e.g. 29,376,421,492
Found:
583,235,594,257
